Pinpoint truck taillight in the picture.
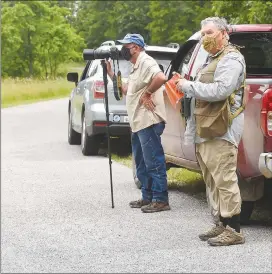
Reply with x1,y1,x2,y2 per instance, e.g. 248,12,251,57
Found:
261,89,272,137
93,80,105,99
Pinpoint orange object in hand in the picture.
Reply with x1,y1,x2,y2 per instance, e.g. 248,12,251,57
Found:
165,73,184,108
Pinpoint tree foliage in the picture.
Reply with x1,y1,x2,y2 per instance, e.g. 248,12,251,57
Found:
2,0,271,78
212,0,272,24
73,1,151,48
73,0,271,48
2,1,85,78
146,1,214,45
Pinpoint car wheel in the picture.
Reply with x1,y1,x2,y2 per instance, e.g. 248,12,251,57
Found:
240,201,255,225
68,109,81,145
132,155,142,189
81,113,100,156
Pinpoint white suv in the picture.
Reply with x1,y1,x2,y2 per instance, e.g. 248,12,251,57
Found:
67,44,178,156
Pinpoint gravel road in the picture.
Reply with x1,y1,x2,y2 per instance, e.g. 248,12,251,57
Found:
1,99,271,273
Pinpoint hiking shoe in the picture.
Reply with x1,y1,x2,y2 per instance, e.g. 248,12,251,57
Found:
199,223,225,241
129,199,150,208
207,226,245,246
141,202,170,213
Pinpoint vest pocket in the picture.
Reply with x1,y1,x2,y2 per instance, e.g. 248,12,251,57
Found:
194,100,230,138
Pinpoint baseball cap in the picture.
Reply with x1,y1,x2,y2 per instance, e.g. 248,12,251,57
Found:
116,33,145,48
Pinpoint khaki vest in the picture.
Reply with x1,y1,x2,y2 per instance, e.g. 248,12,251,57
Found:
194,45,245,139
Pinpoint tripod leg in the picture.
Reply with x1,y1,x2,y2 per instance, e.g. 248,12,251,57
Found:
101,60,115,208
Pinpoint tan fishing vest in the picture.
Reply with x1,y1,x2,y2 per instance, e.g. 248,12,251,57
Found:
194,45,246,139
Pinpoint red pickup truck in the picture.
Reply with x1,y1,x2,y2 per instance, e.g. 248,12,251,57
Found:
134,24,272,222
161,24,272,221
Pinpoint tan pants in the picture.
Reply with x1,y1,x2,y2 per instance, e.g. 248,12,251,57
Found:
196,139,241,224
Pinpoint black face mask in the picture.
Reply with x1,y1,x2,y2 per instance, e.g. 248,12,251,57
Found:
121,46,133,61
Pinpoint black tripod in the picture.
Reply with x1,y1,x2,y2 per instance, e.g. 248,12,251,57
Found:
101,60,114,209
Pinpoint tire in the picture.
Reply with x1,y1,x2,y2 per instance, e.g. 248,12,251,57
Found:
240,201,255,225
132,154,142,189
68,109,81,145
264,178,272,199
81,113,100,156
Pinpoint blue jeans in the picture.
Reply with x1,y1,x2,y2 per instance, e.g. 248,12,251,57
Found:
132,122,168,203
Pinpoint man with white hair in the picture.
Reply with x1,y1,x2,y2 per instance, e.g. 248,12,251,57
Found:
176,17,246,246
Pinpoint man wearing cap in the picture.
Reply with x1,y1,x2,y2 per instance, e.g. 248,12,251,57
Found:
106,33,170,213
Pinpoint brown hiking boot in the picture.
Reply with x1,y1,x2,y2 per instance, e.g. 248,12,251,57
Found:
199,223,225,241
207,226,245,246
141,201,170,213
129,199,150,208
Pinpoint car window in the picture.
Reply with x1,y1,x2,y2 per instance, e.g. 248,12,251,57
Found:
147,51,177,75
190,45,209,79
96,60,132,79
86,61,99,78
79,61,91,81
177,44,197,77
230,32,272,75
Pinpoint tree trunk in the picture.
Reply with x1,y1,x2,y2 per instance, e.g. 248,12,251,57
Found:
48,49,53,78
28,30,33,77
42,57,48,79
53,59,57,79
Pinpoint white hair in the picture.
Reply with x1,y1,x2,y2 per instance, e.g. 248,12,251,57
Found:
201,17,230,32
201,17,230,40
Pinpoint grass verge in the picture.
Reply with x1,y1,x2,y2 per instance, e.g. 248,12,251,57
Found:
112,153,133,169
112,153,204,192
2,79,72,108
1,62,85,108
1,78,74,108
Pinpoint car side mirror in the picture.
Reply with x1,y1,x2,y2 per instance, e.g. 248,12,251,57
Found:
159,64,164,73
67,72,78,86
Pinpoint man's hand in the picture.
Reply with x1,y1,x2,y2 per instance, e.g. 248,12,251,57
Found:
175,78,187,92
104,59,114,79
140,92,156,112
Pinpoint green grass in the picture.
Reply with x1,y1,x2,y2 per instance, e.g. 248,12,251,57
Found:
112,153,204,192
1,78,74,108
112,153,133,168
166,167,204,191
1,62,85,108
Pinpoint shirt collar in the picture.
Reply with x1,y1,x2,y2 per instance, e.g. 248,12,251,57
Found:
210,48,224,58
133,51,146,70
210,43,229,58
